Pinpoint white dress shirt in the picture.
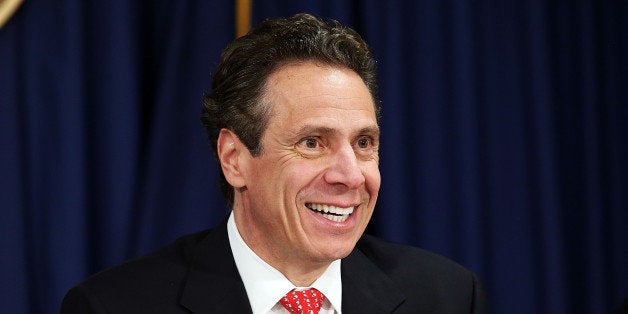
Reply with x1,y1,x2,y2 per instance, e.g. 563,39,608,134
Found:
227,211,342,313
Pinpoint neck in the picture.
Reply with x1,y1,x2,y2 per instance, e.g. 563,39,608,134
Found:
279,263,330,287
232,202,331,286
241,230,330,286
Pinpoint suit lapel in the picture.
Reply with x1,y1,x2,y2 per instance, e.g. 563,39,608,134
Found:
179,217,252,313
177,218,405,313
341,246,405,313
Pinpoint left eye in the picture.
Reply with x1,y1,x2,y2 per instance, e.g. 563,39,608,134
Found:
304,138,319,148
356,137,371,149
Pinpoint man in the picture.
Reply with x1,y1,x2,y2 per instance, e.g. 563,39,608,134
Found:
61,13,487,313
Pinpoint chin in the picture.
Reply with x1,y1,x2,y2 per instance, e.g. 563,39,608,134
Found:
318,240,359,261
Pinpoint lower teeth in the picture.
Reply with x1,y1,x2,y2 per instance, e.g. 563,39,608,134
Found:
320,212,348,222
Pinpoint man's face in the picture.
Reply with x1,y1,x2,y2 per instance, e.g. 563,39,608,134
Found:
233,61,381,268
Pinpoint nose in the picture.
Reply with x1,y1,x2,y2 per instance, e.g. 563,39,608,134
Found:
323,143,366,189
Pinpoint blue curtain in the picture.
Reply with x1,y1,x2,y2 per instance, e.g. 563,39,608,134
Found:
1,1,233,312
1,1,626,313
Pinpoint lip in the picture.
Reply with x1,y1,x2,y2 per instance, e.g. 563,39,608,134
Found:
304,202,358,231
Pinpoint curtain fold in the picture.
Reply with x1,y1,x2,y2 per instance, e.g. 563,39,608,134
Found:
1,1,626,313
1,1,234,312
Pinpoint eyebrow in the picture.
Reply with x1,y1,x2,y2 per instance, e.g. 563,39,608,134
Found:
293,125,337,138
358,126,381,137
292,125,380,139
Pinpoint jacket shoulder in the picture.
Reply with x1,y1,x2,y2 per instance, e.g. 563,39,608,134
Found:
85,229,210,286
60,229,212,313
352,234,487,313
355,234,471,280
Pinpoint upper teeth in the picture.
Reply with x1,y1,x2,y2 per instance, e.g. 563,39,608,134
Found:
306,203,354,216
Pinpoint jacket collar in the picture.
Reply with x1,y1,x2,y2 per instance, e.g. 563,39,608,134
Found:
341,239,406,313
178,217,405,313
179,216,252,313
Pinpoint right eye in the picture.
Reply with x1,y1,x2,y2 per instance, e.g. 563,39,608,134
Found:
298,137,323,150
295,137,328,158
303,138,319,149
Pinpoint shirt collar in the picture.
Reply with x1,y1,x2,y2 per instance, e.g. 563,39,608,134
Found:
227,211,342,313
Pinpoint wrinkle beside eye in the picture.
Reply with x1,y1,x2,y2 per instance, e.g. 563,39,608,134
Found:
276,151,303,166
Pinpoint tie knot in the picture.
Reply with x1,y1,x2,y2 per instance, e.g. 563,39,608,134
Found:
280,288,326,314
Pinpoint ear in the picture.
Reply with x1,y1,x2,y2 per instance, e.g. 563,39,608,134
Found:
217,128,248,189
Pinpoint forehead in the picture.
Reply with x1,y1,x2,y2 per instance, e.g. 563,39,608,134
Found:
262,62,377,127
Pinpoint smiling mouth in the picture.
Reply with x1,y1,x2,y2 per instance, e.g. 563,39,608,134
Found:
306,203,354,222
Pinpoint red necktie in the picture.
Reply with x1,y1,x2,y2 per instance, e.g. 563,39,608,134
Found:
280,288,326,314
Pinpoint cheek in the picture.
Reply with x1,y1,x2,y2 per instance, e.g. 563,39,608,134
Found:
245,159,286,205
253,160,318,207
283,167,320,199
364,165,381,191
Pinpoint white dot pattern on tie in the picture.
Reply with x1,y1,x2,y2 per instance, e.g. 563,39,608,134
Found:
280,288,326,314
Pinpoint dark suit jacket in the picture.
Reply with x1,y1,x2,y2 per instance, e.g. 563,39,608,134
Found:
61,218,487,313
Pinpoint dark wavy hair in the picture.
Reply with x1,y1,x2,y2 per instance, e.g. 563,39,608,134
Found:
201,13,379,207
